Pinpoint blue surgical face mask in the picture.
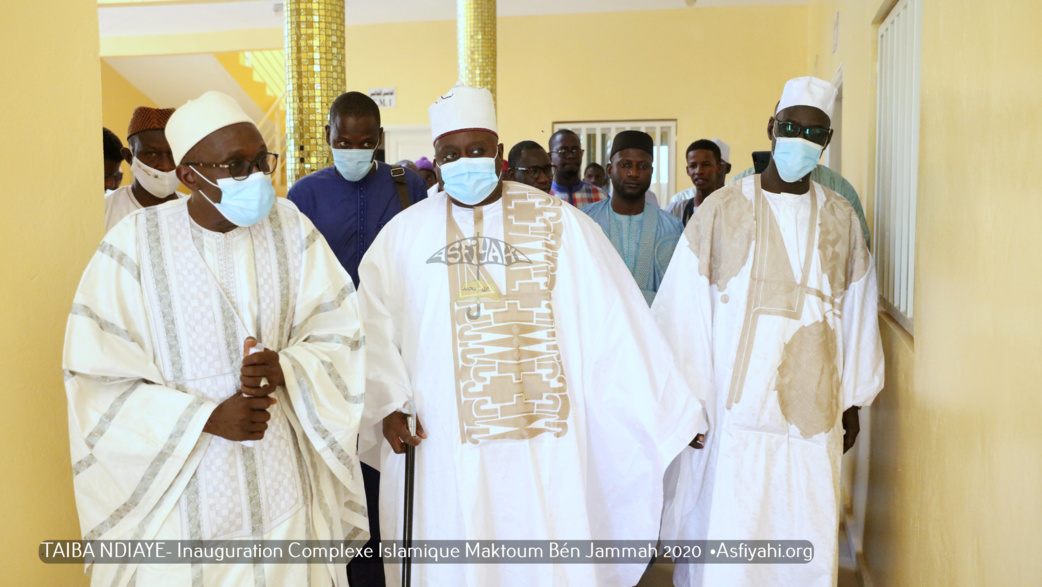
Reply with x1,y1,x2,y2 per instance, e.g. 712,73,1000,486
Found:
194,169,276,227
772,137,823,183
332,148,376,182
438,157,501,206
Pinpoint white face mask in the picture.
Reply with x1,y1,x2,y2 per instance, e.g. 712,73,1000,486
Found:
131,157,181,197
437,157,501,206
332,148,376,182
193,170,276,227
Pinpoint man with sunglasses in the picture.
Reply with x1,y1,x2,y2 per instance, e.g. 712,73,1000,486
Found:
652,77,884,587
104,107,184,232
547,129,608,209
64,91,367,586
730,120,871,246
504,140,554,193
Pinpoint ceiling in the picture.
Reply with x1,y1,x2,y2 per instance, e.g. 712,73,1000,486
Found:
99,0,809,37
105,54,267,119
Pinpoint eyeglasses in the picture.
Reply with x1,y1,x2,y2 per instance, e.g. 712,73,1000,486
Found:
185,152,279,181
773,120,832,146
550,146,583,157
515,164,555,179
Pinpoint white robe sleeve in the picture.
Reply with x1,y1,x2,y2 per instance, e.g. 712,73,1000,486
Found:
552,210,708,540
355,227,415,461
651,212,719,429
279,213,368,515
839,228,885,409
63,217,218,545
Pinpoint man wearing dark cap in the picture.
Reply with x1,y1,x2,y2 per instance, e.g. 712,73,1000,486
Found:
104,107,183,232
582,130,684,305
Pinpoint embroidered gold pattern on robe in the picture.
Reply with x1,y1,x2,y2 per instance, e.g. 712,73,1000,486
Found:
817,194,872,301
776,320,840,437
446,191,570,444
685,185,756,292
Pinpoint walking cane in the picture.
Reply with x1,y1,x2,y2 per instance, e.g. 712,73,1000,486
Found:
402,412,416,587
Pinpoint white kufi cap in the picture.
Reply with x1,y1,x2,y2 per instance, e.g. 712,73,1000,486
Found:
775,76,838,120
712,139,731,162
429,83,497,144
166,91,255,164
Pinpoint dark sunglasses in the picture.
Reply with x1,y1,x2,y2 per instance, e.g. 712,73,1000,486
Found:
774,120,832,146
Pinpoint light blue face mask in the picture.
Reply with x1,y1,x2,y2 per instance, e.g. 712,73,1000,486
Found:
772,137,824,183
332,148,376,182
438,157,501,206
194,170,276,227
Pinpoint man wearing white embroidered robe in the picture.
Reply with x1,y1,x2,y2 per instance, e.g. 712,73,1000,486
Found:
652,77,884,587
64,91,367,587
356,84,707,587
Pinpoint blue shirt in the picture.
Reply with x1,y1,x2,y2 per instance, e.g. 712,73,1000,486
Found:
288,162,428,285
583,198,683,305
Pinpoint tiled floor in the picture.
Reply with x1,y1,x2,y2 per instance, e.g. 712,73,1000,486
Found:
635,524,861,587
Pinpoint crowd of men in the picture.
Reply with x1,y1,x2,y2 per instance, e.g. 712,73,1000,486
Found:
74,75,883,587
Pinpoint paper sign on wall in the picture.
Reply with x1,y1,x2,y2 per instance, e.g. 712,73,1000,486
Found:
369,87,396,108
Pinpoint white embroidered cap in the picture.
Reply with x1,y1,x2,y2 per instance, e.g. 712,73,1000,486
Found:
429,83,497,144
166,91,255,164
775,76,838,119
712,139,731,163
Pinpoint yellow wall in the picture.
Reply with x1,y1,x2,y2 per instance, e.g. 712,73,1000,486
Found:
101,59,158,187
808,0,882,227
15,3,1041,584
0,1,100,585
810,1,1042,584
345,6,811,192
101,28,283,58
214,51,276,113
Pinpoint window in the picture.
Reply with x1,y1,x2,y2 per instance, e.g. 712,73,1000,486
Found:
875,0,921,334
552,120,677,206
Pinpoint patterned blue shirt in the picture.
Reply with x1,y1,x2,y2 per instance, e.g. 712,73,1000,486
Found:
583,198,683,304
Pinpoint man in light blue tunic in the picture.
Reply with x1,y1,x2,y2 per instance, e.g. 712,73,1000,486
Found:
583,130,683,304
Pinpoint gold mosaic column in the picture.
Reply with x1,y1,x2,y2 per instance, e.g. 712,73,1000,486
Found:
285,0,345,184
457,0,497,102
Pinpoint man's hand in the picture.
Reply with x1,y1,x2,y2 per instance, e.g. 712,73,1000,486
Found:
383,411,427,454
689,434,706,450
842,406,861,453
240,338,285,396
204,393,276,441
